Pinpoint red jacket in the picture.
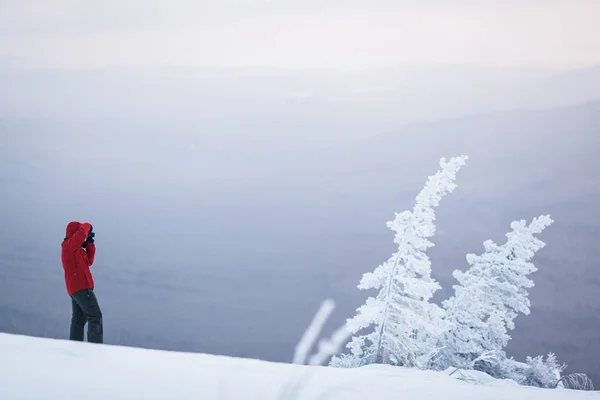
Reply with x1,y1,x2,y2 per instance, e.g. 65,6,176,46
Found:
61,221,96,296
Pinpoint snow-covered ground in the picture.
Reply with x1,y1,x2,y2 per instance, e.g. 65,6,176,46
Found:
0,333,597,400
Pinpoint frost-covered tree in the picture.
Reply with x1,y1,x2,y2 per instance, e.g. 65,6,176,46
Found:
331,155,468,368
437,215,554,370
522,353,566,388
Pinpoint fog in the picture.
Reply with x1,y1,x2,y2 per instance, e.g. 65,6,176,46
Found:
1,0,600,387
2,0,600,68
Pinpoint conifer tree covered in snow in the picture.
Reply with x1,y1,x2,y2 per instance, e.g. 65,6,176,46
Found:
331,155,468,368
322,156,594,388
436,215,554,371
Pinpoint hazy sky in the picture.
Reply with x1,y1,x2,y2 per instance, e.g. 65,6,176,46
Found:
1,0,599,69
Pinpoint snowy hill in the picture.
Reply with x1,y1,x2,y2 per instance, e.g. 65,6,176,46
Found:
0,333,597,400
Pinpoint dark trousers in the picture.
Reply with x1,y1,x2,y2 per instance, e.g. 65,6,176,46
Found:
69,288,103,343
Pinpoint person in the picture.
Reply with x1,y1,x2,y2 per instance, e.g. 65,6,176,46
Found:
61,221,103,343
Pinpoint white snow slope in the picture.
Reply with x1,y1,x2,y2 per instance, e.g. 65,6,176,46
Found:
0,333,597,400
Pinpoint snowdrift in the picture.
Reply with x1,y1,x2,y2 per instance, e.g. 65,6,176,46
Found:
0,333,596,400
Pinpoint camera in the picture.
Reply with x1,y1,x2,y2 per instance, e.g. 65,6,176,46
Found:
82,227,95,248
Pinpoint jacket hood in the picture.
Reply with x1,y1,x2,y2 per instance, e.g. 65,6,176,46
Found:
65,221,81,239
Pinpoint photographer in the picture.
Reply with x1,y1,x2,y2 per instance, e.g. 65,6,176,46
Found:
61,221,103,343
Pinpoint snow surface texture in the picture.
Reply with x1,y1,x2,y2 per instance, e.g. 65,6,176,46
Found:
1,333,597,400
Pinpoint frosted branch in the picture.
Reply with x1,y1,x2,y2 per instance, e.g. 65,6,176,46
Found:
293,299,335,364
308,324,352,366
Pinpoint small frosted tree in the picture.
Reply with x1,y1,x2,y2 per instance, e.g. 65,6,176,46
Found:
522,353,566,388
437,215,554,371
331,155,468,368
